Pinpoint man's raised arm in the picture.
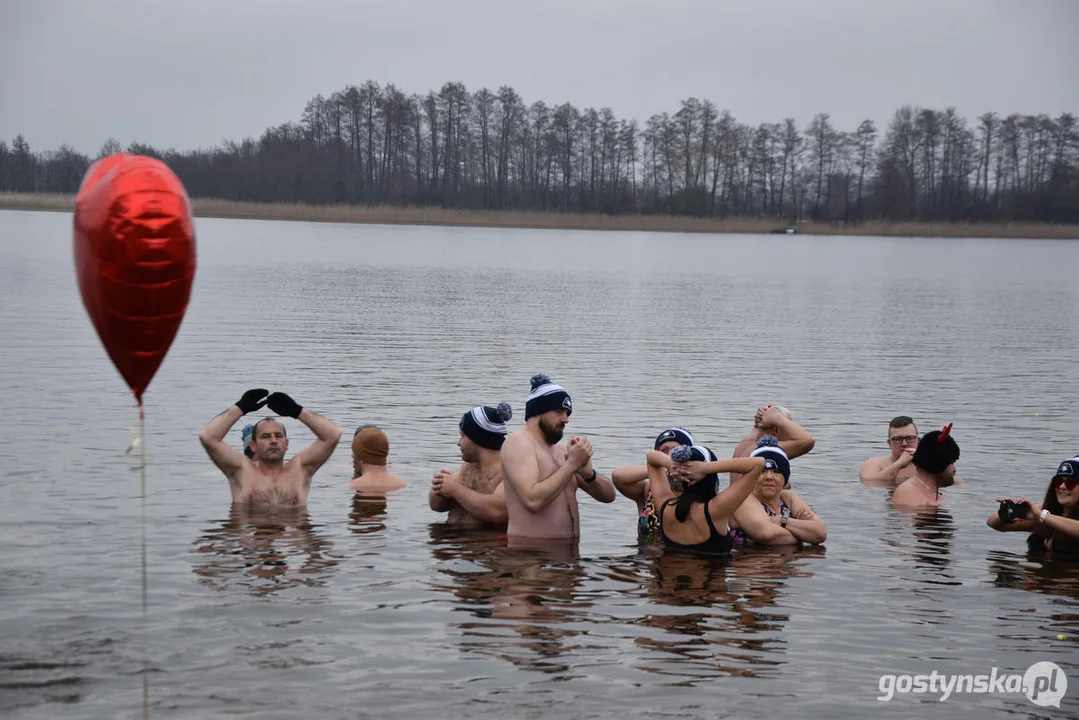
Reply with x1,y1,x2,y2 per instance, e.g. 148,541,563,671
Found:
761,406,815,460
860,451,912,484
264,392,341,478
198,389,268,480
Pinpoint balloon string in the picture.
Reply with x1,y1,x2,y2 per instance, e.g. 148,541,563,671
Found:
138,402,149,720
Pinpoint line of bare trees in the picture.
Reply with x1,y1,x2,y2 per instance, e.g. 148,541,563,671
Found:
3,80,1077,223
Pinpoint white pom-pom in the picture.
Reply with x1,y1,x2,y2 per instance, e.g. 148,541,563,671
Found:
496,402,512,422
530,372,551,390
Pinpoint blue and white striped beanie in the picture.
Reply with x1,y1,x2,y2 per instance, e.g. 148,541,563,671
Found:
751,435,791,482
460,402,513,450
655,426,694,450
525,373,572,419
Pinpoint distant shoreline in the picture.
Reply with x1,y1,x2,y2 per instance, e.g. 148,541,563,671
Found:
2,192,1077,239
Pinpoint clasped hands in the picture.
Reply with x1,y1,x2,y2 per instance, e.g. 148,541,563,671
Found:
754,404,787,431
431,468,461,498
235,388,304,418
567,436,594,477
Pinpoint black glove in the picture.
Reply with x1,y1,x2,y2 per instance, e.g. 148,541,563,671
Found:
236,388,269,415
267,391,303,419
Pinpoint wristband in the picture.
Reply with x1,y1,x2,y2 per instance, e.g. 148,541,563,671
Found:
1039,509,1050,523
582,468,597,483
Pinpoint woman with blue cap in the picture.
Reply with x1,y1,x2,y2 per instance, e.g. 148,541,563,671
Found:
729,436,827,546
612,426,696,542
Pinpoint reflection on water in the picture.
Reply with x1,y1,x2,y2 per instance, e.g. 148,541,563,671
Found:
634,546,824,681
428,525,587,673
987,549,1079,598
0,656,87,713
985,550,1079,661
191,505,339,596
349,493,389,535
427,523,828,683
881,508,959,590
907,510,957,580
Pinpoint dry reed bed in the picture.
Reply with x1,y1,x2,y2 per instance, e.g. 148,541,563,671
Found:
2,192,1077,239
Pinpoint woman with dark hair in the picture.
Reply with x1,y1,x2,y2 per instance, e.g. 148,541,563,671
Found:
988,455,1079,558
644,445,765,555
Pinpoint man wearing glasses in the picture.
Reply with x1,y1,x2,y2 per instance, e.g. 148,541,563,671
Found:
859,416,920,486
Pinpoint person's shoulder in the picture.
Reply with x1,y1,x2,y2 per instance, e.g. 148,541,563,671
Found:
732,435,756,458
890,479,919,504
892,476,914,492
737,431,758,446
501,431,532,452
350,475,406,492
779,489,805,504
733,493,764,515
861,455,888,468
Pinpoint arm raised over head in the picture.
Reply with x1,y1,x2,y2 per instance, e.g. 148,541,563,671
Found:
199,393,265,482
294,407,343,479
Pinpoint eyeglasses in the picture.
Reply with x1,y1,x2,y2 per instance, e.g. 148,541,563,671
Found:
1052,476,1078,491
889,435,918,444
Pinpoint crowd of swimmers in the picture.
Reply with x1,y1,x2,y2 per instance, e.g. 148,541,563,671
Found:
197,375,1079,558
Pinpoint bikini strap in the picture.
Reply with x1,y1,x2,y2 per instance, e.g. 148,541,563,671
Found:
659,498,678,531
703,502,722,536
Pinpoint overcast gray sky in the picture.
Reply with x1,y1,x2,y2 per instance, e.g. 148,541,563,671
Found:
2,0,1076,155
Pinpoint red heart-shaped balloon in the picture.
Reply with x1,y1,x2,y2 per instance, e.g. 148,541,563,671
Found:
74,154,197,404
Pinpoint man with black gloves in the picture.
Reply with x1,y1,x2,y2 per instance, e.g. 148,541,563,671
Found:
198,389,342,507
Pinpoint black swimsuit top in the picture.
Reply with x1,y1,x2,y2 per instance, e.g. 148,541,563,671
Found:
659,498,735,555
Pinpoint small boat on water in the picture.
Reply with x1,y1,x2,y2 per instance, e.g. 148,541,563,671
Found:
770,224,797,235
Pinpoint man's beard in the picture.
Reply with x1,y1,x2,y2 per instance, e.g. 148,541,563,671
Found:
539,418,564,445
258,448,285,466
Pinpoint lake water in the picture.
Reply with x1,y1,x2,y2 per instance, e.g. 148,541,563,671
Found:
2,209,1078,719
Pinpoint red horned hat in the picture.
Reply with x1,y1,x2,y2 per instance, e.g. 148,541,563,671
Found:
913,422,959,473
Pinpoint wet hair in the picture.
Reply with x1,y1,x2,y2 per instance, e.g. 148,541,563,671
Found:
675,478,719,522
669,445,720,522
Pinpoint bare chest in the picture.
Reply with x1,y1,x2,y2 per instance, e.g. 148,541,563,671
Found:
459,463,501,494
236,466,307,507
535,444,565,480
